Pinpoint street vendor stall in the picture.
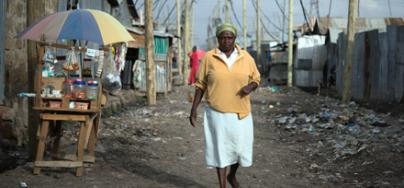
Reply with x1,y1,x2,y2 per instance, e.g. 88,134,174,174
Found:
18,9,134,176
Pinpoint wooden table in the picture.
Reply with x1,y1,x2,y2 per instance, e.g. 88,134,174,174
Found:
33,110,100,176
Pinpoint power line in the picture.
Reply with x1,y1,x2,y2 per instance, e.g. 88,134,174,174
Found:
328,0,332,17
252,2,284,33
274,0,288,20
358,0,360,17
229,0,243,30
251,1,281,42
156,0,168,20
388,0,392,16
299,0,310,28
163,4,177,25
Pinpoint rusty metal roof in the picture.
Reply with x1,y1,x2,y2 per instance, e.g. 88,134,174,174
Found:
301,17,404,43
303,17,404,34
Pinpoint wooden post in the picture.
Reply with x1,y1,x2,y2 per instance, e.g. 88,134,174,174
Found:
190,1,195,49
256,0,261,74
287,0,294,87
176,0,183,80
183,0,190,85
342,0,358,102
243,0,247,49
145,0,156,105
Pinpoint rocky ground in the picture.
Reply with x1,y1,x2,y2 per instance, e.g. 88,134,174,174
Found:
1,84,404,188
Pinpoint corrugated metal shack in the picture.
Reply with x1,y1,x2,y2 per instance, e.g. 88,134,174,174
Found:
135,30,174,94
295,35,327,87
268,45,288,85
122,27,145,89
300,17,404,102
336,25,404,102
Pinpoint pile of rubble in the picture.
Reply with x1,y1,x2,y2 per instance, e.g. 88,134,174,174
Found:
271,95,404,160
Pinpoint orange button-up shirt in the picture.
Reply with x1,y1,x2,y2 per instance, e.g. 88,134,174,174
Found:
195,45,261,119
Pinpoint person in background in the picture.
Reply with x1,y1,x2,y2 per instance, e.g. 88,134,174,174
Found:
187,46,205,102
188,46,201,85
189,23,260,188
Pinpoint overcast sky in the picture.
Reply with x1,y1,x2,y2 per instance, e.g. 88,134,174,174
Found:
188,0,404,48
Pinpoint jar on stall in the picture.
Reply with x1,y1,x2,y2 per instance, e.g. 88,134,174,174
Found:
86,80,98,100
63,79,74,98
73,80,86,99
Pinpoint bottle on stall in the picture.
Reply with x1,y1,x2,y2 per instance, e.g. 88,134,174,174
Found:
63,79,74,98
73,79,86,99
87,80,98,100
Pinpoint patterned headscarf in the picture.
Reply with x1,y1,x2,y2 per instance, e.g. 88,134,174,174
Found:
216,23,237,37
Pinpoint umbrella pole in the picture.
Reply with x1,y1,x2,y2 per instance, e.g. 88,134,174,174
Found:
77,41,83,79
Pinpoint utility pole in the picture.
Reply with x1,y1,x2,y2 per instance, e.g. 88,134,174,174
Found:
342,0,358,102
176,0,183,80
225,0,231,23
145,0,156,105
183,0,190,85
282,0,286,42
256,0,261,74
190,0,195,48
243,0,247,49
287,0,294,87
217,0,222,19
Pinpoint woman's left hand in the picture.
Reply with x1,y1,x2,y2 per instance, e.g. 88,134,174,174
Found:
239,82,258,96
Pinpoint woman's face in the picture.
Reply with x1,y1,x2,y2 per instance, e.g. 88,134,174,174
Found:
217,31,236,52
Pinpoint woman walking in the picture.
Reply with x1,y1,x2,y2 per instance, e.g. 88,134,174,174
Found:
189,23,260,188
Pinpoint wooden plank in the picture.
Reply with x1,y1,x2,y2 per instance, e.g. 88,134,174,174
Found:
387,26,398,102
352,32,365,100
84,114,97,149
87,112,100,160
76,120,89,176
378,33,390,101
41,114,87,122
336,32,346,95
84,155,95,163
363,30,379,100
33,120,49,175
369,30,381,101
38,42,86,52
35,46,45,108
394,26,404,102
34,161,83,168
33,106,100,113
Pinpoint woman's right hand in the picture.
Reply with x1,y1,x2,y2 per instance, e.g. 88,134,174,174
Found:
189,109,197,127
189,87,204,128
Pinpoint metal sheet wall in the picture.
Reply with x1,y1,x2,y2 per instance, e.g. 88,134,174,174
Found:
0,0,5,102
335,25,404,102
133,60,167,93
295,35,327,87
79,0,104,10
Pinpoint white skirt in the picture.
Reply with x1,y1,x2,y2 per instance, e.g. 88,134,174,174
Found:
203,106,254,168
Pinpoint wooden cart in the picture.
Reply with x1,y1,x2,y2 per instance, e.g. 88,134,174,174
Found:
32,43,105,176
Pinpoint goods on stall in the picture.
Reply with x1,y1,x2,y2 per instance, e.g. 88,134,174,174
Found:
102,47,122,92
17,8,135,177
73,79,87,99
63,48,79,71
87,80,99,100
63,79,75,98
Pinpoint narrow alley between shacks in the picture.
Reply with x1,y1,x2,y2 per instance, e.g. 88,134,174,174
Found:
1,84,404,188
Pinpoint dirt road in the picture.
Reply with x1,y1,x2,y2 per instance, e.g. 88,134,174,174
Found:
1,85,404,188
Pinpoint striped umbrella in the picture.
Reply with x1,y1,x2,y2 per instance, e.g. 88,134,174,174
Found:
18,9,134,45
